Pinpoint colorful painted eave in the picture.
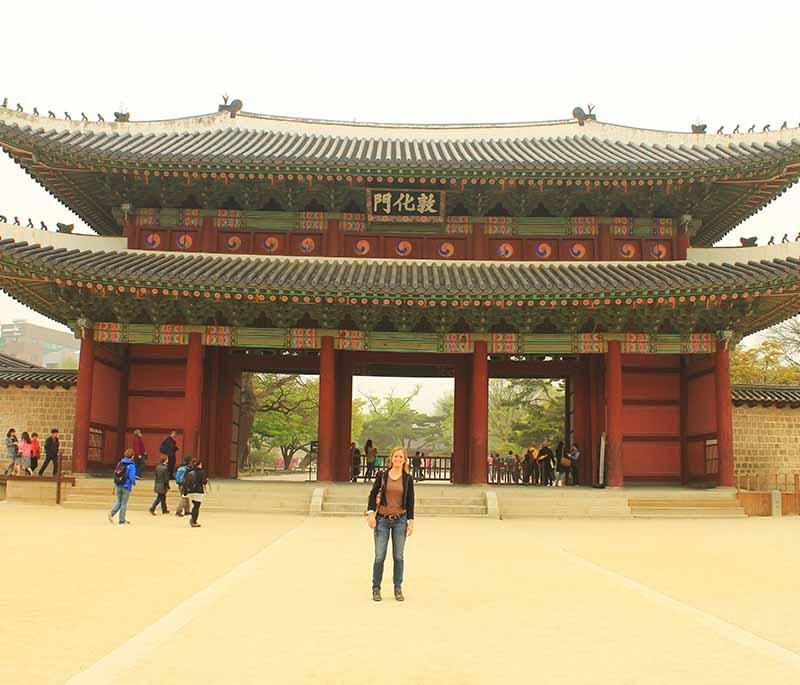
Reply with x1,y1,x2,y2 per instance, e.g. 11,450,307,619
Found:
2,106,800,244
2,223,800,334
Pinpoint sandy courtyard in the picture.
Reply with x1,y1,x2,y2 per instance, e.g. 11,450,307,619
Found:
1,502,799,684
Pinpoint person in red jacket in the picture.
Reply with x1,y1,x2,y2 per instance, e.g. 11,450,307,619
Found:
132,428,147,480
30,432,41,474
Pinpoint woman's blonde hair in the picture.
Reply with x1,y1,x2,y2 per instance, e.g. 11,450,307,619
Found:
388,447,410,474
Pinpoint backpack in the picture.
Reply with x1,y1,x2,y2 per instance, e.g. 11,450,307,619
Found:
175,464,188,485
113,460,129,486
182,468,197,492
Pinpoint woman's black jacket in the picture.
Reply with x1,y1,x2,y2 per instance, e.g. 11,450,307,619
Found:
367,470,415,520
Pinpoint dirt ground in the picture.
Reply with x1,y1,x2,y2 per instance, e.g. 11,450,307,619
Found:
1,502,799,684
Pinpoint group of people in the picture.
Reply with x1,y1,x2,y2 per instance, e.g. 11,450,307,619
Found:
488,440,581,486
4,428,60,477
108,430,207,528
350,439,379,482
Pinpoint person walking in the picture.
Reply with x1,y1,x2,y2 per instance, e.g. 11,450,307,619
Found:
132,429,147,479
174,456,192,517
349,442,362,482
537,440,555,486
38,429,59,476
159,430,179,480
30,433,41,474
487,452,493,483
366,447,415,602
556,443,571,486
364,439,377,481
4,428,19,476
108,448,136,525
149,455,170,515
18,432,34,476
569,443,581,486
411,451,423,481
182,458,208,528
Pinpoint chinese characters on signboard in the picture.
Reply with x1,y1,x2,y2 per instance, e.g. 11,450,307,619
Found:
366,189,446,223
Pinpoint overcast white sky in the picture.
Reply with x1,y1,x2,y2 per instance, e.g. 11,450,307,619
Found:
2,1,800,410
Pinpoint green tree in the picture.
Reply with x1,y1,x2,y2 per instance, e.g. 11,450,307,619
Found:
492,378,565,453
245,374,319,469
356,388,441,453
730,340,800,385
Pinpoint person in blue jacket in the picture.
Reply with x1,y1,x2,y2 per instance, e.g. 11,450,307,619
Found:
108,448,137,525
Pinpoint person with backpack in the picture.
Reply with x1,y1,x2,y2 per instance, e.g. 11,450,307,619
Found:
132,429,146,479
182,458,208,528
159,430,179,480
174,456,192,517
108,448,137,525
149,455,170,515
4,428,19,476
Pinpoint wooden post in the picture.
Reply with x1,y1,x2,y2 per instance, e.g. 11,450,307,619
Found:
680,356,689,486
715,343,734,487
335,351,353,481
469,340,489,484
183,333,204,458
317,336,336,481
453,360,471,484
795,473,799,515
589,356,601,486
605,340,624,487
471,223,485,260
71,329,95,474
598,220,611,261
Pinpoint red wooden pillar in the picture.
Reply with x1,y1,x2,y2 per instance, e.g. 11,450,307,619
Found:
676,224,690,261
326,218,340,257
715,342,734,487
605,340,624,487
335,351,353,481
680,356,689,485
453,360,471,484
469,340,489,484
200,215,217,253
317,336,336,481
471,223,485,260
598,220,611,261
71,329,95,473
183,333,204,458
581,355,603,484
116,344,130,459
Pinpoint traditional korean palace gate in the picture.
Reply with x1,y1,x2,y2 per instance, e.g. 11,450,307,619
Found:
2,100,800,486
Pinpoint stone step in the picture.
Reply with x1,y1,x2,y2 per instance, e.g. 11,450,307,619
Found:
628,499,741,507
321,502,487,515
631,510,746,518
320,510,488,518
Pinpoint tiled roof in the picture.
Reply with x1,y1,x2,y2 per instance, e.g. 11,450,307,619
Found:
2,110,799,172
2,233,800,299
731,384,800,407
0,365,76,388
0,352,37,368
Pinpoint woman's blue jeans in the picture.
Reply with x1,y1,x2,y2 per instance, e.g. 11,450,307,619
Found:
372,514,407,591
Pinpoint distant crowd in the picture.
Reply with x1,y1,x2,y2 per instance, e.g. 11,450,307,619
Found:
4,428,60,477
487,440,581,486
109,429,208,528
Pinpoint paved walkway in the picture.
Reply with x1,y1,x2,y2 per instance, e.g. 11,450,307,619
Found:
2,503,799,684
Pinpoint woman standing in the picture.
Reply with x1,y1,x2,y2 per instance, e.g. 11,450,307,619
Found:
366,447,415,602
4,428,19,476
364,439,377,482
18,432,34,476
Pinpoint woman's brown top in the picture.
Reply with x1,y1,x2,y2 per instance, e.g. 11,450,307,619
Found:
378,472,406,516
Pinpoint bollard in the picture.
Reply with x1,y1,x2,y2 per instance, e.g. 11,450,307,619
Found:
770,490,782,518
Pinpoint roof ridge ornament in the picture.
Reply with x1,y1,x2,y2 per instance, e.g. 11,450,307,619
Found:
219,94,243,118
572,105,596,126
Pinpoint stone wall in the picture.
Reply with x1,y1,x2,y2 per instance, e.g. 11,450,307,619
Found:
733,405,800,485
0,386,75,472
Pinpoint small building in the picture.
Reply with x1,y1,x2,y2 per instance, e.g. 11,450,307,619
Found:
0,320,79,368
2,102,800,484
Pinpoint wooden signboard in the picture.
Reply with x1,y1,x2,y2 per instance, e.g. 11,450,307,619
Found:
366,189,446,223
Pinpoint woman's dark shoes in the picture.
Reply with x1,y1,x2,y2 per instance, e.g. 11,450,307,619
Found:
394,588,404,602
372,590,381,602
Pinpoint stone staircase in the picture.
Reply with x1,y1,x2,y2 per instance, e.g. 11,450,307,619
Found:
628,488,746,518
62,477,314,515
320,484,489,517
497,487,632,518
